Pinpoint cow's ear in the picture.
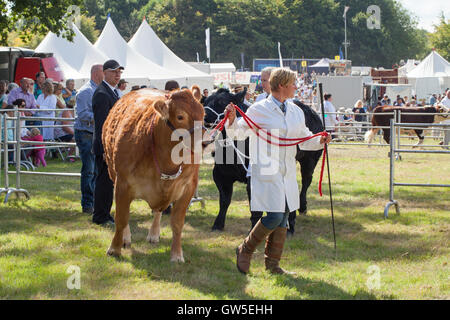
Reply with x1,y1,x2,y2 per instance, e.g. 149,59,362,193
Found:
191,85,201,101
154,100,169,119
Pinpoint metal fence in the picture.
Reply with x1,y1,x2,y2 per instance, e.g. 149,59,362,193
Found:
0,108,205,208
384,119,450,218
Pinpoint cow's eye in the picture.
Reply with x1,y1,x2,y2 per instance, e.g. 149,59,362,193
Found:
177,115,184,121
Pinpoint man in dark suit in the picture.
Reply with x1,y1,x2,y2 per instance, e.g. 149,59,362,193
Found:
92,59,123,225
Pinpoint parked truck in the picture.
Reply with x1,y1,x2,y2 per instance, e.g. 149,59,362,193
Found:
0,47,64,84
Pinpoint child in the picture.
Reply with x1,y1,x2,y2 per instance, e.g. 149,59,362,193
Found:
23,128,46,167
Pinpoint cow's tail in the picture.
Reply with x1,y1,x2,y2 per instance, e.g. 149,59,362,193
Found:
365,128,377,144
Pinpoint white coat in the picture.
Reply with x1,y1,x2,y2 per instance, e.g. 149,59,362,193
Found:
225,95,323,212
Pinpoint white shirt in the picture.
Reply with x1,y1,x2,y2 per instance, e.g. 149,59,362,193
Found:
225,95,323,212
439,96,450,124
36,94,57,140
322,100,337,130
255,92,269,103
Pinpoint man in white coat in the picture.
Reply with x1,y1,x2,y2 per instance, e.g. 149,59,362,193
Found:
438,90,450,149
225,68,330,275
255,67,275,103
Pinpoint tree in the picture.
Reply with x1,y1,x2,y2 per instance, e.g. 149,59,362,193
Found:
0,0,84,45
78,15,100,43
430,13,450,61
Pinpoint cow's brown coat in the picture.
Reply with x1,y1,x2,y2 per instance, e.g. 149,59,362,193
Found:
102,86,204,262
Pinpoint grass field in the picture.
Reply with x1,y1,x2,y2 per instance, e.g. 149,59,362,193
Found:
0,144,448,300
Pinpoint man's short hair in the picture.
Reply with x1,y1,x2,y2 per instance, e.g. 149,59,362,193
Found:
269,68,296,92
261,67,275,78
324,93,332,100
165,80,180,91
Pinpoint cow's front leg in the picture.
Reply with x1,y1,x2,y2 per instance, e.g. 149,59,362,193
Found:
169,188,195,262
147,210,162,244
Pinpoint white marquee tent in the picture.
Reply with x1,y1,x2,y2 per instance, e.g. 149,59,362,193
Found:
407,50,450,99
128,19,213,90
94,17,186,89
35,23,107,87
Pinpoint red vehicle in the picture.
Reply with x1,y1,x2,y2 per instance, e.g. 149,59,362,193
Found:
0,47,64,84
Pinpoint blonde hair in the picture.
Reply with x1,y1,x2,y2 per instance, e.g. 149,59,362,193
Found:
269,68,296,92
42,80,54,95
31,128,40,136
354,100,363,109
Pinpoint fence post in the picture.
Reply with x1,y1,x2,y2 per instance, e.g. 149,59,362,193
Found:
384,119,400,218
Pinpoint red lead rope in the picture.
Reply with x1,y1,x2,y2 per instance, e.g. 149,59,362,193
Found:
208,104,329,196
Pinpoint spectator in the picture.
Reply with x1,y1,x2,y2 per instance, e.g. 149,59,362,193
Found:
0,80,7,108
381,94,391,106
165,80,180,92
200,88,209,104
74,64,104,215
22,127,46,167
54,101,75,162
11,99,30,138
7,78,39,126
116,79,128,98
393,96,404,106
6,82,18,95
0,104,15,162
28,79,35,95
92,59,123,226
53,82,66,109
34,72,46,99
438,90,450,149
255,67,275,102
322,93,338,136
62,79,77,107
429,94,437,106
352,99,367,135
35,80,57,141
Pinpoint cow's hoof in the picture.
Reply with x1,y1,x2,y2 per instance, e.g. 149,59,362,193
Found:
146,234,160,244
107,247,121,257
123,241,132,249
171,255,185,263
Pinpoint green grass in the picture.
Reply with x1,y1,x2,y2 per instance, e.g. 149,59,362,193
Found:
0,144,448,300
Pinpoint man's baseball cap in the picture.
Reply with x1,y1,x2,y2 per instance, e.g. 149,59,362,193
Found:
118,79,128,85
103,59,124,71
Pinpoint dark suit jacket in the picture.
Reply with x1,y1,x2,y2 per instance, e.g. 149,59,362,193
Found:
92,81,119,156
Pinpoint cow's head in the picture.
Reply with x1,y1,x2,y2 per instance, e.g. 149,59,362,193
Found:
434,104,450,123
154,88,206,153
203,87,247,126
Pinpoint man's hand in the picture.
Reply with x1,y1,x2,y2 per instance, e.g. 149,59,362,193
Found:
320,132,331,144
224,103,236,125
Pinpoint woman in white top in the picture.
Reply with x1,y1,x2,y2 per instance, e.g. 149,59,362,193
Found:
322,93,338,132
36,80,57,140
225,68,330,275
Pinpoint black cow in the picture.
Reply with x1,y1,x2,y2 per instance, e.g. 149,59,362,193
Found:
204,91,324,235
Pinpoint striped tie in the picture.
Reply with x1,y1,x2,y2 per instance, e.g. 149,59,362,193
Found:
280,103,286,114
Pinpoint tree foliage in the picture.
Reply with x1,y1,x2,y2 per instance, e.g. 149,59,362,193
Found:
430,13,450,61
137,0,431,69
0,0,84,45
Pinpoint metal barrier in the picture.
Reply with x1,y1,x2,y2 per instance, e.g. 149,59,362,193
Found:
0,108,205,208
384,119,450,218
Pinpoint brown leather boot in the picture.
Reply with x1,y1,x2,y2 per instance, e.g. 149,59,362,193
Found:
236,220,272,274
265,227,296,275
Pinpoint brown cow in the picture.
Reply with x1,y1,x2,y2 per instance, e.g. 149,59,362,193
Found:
365,105,446,145
102,86,204,262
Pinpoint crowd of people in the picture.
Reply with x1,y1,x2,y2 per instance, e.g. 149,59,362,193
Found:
0,73,78,165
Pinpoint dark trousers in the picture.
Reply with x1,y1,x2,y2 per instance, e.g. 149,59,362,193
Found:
93,154,114,224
